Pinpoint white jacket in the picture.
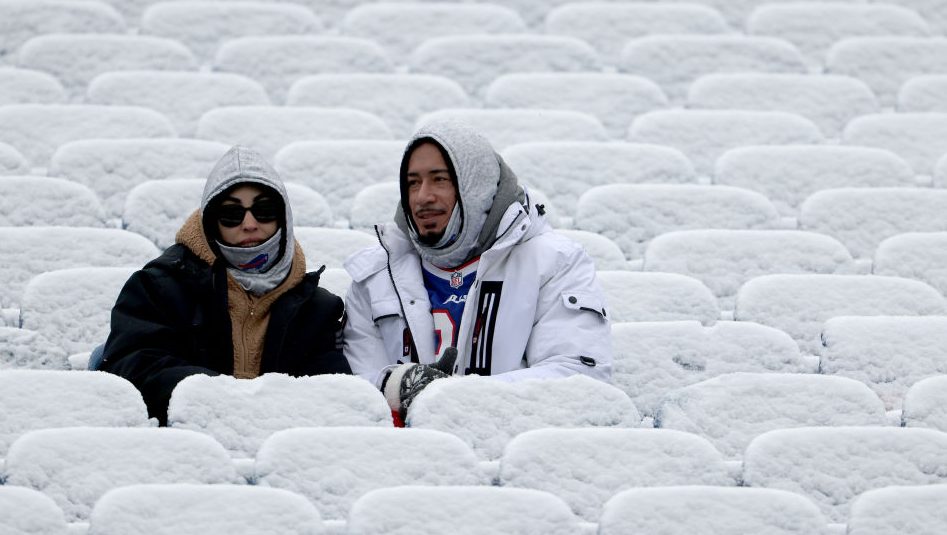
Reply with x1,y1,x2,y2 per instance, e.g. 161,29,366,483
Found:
343,199,612,388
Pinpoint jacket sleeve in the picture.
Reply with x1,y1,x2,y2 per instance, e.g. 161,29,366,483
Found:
289,288,352,377
342,277,397,388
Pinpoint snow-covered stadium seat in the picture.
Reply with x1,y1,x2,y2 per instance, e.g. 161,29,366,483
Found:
49,139,228,218
899,75,947,112
498,428,733,521
714,145,915,216
742,427,947,522
88,484,324,535
597,271,719,324
903,376,947,430
822,316,947,411
799,188,947,258
827,37,947,107
937,153,947,188
0,67,64,104
318,268,351,299
874,232,947,296
0,327,69,369
544,3,729,66
0,1,125,64
656,373,886,459
847,485,947,535
254,427,484,521
415,109,608,150
0,487,70,535
0,227,159,307
501,142,697,219
842,113,947,175
214,36,393,103
619,36,807,103
287,74,470,138
20,267,136,354
0,370,149,457
349,182,398,230
141,1,323,64
575,184,781,259
734,274,947,355
628,110,823,177
611,321,810,417
408,375,640,460
0,176,105,227
294,227,377,269
87,71,270,137
3,427,239,521
687,74,878,139
0,142,28,174
167,374,390,458
693,0,868,28
554,230,628,270
598,486,829,535
894,0,947,35
409,35,600,98
644,230,855,308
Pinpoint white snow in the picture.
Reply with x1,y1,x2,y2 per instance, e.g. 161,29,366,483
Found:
349,182,398,230
596,271,720,324
874,232,947,301
895,0,947,35
554,230,628,271
167,374,391,459
734,274,947,355
254,427,484,521
0,67,65,104
415,109,608,150
0,0,124,64
270,0,380,28
317,268,351,300
898,75,947,112
294,227,377,269
847,485,947,535
0,176,105,227
0,327,69,369
842,113,947,175
0,141,28,175
903,376,947,430
0,486,69,535
407,375,641,460
697,0,866,28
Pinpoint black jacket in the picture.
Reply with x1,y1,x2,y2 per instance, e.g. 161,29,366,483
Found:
101,244,352,425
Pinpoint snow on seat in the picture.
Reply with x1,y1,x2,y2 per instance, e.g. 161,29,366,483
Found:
899,75,947,113
409,35,600,98
486,73,668,138
0,67,65,104
554,230,628,270
714,145,915,216
597,271,719,324
842,113,947,175
3,427,240,521
196,106,392,160
799,188,947,258
0,105,175,170
214,36,393,103
0,487,69,535
598,486,829,535
317,268,351,300
0,370,149,458
687,74,878,139
874,232,947,296
88,484,323,535
87,71,270,137
287,74,470,138
0,141,28,174
655,373,887,459
498,428,733,521
574,184,781,259
628,110,823,177
643,230,855,309
895,0,947,35
254,427,484,521
847,485,947,535
619,36,807,104
349,182,398,230
742,427,947,523
734,274,947,356
408,375,640,461
821,316,947,411
415,109,608,151
0,1,125,65
0,327,69,369
294,227,377,269
903,376,947,431
0,176,106,227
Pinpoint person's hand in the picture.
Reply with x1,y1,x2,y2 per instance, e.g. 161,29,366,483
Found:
383,347,457,420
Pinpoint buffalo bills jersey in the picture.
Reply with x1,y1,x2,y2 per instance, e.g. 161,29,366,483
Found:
421,257,479,355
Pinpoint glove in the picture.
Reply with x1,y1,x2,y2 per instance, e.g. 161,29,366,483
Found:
383,347,457,421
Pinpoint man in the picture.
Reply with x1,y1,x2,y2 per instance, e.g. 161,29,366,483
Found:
343,120,611,423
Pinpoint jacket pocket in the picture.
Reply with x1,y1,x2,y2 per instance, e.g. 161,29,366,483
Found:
371,298,403,323
561,292,608,321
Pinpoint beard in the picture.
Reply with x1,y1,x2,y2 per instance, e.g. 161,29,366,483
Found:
418,229,445,246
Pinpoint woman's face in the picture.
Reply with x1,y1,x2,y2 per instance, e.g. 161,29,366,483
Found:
215,184,279,247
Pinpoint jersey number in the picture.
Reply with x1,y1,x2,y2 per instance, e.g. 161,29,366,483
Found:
432,309,456,356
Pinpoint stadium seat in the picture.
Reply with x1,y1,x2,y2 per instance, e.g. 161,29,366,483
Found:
287,73,470,138
554,230,628,270
902,375,947,430
714,145,915,215
691,0,868,28
276,0,376,28
0,67,64,104
0,1,125,64
408,375,640,460
611,321,810,417
619,36,807,103
874,232,947,296
895,0,947,35
486,73,668,138
0,487,70,535
0,327,69,369
937,153,947,187
349,182,398,230
734,274,947,355
294,227,377,269
214,36,393,103
415,109,608,150
498,428,733,521
847,485,947,535
799,188,947,258
842,112,947,175
254,427,485,521
0,176,106,227
596,271,720,324
899,75,947,112
687,74,878,139
0,141,28,174
575,184,782,259
742,427,947,522
318,268,351,300
628,110,823,177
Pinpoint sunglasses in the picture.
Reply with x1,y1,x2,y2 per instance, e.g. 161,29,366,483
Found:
216,199,280,228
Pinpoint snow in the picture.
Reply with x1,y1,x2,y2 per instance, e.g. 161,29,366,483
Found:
903,376,947,430
0,486,69,535
294,227,377,269
317,268,351,300
895,0,947,35
598,486,829,535
742,426,947,522
847,485,947,535
407,375,641,461
697,0,867,28
799,188,947,258
596,271,720,324
821,316,947,411
554,230,628,271
88,484,324,535
0,0,124,64
0,67,65,104
348,486,584,535
498,428,733,521
0,141,29,175
349,182,398,230
842,113,947,175
167,374,391,459
0,370,149,457
734,274,947,355
254,427,485,521
714,146,915,216
655,372,887,459
0,327,69,369
874,232,947,301
415,109,608,150
899,75,947,112
486,73,667,139
0,176,106,227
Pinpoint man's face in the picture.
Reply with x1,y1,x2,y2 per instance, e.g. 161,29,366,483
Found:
215,184,280,247
406,143,457,245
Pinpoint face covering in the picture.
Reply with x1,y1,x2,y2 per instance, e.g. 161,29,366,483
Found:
216,229,291,295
